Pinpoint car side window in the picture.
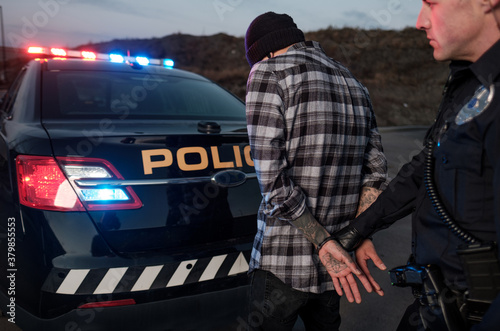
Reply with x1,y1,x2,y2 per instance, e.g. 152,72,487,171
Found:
1,68,27,117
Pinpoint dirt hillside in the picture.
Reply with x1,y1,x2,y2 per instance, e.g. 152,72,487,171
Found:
2,28,450,126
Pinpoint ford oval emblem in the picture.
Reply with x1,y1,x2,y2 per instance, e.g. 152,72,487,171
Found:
211,170,247,188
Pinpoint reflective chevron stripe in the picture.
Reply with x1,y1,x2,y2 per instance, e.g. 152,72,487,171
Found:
199,254,227,282
42,251,250,295
94,267,128,294
167,260,197,288
131,265,163,292
56,269,90,295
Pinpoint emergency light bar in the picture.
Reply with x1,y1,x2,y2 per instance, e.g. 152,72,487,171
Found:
27,46,175,68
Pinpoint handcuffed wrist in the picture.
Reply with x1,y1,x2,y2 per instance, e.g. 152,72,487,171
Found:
315,236,337,254
332,226,365,252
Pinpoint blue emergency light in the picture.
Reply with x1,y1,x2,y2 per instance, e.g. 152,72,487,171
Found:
163,59,174,68
109,54,125,63
135,56,150,66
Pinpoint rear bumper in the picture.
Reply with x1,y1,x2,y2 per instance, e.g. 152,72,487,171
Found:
6,284,250,331
43,250,251,297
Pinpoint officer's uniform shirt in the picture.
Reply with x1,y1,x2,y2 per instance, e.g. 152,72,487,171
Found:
351,39,500,330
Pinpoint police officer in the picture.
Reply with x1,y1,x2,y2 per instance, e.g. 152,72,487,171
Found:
333,1,500,330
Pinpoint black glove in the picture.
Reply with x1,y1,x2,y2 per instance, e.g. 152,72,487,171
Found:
332,225,365,252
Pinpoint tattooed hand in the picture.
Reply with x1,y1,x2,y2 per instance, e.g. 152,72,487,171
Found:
318,239,374,303
291,208,378,303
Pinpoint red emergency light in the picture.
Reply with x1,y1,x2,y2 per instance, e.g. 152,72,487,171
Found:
81,51,97,60
51,48,67,56
27,46,46,54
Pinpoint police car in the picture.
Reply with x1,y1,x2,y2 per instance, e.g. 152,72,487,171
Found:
0,47,260,330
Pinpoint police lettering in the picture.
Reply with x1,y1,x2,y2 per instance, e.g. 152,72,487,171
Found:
142,145,254,174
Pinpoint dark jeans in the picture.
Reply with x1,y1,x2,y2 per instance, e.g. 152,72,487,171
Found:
243,269,341,331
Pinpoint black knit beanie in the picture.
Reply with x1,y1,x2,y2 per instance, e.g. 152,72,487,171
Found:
245,12,305,67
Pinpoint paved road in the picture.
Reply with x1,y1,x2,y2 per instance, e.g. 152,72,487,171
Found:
0,127,427,331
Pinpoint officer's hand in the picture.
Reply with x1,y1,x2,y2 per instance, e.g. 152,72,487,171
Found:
355,239,386,297
318,239,374,303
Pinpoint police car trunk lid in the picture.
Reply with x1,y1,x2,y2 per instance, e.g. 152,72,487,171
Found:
43,120,260,254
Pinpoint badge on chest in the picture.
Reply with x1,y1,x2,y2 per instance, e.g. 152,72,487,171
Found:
455,84,495,125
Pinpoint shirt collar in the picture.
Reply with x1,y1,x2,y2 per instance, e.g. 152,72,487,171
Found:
470,39,500,86
288,40,322,52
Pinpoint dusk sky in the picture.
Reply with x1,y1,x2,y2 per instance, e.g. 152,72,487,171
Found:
2,0,423,49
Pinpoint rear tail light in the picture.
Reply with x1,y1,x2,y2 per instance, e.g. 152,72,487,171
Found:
16,156,142,211
16,156,85,211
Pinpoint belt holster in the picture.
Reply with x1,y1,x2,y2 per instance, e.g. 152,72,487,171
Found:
457,242,500,322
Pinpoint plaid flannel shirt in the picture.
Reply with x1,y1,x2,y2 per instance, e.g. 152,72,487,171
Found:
245,41,388,293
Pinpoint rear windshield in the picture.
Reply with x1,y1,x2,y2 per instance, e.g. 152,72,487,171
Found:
42,71,246,121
